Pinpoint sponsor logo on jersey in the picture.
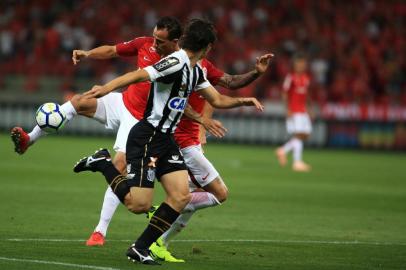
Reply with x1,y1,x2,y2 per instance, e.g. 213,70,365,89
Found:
168,97,187,111
153,57,179,72
144,56,151,62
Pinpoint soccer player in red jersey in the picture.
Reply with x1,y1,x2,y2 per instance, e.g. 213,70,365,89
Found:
276,54,312,172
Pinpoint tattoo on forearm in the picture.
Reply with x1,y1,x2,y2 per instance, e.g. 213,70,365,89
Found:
220,70,260,90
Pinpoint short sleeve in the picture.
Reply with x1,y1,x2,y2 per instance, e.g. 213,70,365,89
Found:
116,37,153,57
195,65,212,91
202,59,224,86
144,55,183,81
283,74,292,92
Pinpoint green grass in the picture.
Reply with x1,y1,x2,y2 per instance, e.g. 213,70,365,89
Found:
1,133,406,270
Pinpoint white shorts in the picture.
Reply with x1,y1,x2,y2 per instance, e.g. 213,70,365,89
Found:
94,92,139,153
286,113,312,135
180,144,220,191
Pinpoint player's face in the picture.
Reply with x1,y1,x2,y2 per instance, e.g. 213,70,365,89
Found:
152,27,178,56
294,59,307,73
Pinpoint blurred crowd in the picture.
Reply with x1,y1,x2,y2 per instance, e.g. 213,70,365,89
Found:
0,0,405,105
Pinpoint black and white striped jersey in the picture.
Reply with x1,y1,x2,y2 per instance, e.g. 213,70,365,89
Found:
143,49,211,133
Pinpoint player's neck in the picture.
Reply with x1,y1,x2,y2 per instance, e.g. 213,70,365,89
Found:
184,49,203,67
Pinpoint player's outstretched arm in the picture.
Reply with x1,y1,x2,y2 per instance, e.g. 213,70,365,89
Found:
217,53,273,90
199,86,264,111
83,69,150,98
72,45,118,65
184,104,227,138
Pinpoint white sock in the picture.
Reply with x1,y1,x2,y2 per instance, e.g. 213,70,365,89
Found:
28,125,47,143
28,101,77,143
183,192,221,212
94,187,120,236
282,138,296,153
161,211,194,246
60,101,77,121
161,192,220,246
293,138,303,162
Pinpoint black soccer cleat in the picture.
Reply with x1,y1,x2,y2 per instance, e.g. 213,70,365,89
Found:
73,148,111,173
126,244,160,265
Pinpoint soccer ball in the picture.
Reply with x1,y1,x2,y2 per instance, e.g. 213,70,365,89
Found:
35,103,66,133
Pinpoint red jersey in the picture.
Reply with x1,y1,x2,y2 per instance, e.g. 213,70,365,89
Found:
116,37,160,120
283,72,310,113
174,59,224,149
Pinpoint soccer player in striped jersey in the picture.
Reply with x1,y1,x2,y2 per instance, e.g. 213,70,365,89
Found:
276,53,312,172
73,19,264,265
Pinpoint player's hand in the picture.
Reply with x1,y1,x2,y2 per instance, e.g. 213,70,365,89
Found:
240,97,264,112
201,117,227,138
72,50,89,65
83,85,108,98
255,53,274,74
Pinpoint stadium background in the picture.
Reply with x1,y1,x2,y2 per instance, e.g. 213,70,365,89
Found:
1,1,405,270
0,0,405,149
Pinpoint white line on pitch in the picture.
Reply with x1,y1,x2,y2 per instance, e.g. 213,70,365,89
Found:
0,256,121,270
3,238,406,246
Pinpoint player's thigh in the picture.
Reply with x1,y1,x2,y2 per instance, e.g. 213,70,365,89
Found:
160,170,190,212
113,110,139,154
94,93,126,129
181,145,220,188
70,94,98,117
112,151,127,175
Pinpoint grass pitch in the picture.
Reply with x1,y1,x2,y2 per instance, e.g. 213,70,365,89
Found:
0,133,405,270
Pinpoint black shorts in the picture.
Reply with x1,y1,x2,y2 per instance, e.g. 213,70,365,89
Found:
126,120,187,188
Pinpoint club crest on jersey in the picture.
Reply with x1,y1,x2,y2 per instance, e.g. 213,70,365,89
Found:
168,97,187,111
153,57,179,72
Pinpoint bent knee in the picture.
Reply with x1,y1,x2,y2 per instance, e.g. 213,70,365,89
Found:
216,187,228,203
169,192,192,209
113,157,127,175
125,201,152,214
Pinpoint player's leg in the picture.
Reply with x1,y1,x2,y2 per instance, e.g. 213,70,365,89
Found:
125,136,191,265
162,145,225,243
275,115,296,166
11,94,99,154
86,104,138,245
151,145,223,262
126,170,189,265
86,152,126,246
291,113,312,172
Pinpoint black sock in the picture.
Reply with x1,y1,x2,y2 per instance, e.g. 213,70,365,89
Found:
134,202,180,250
96,160,129,203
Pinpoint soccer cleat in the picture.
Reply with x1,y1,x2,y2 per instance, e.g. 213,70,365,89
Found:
11,127,31,155
73,148,111,173
292,161,311,172
146,205,158,220
150,237,185,263
86,231,105,246
126,244,160,265
275,147,287,167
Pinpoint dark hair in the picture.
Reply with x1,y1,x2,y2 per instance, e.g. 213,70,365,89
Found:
179,19,217,52
156,16,182,40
